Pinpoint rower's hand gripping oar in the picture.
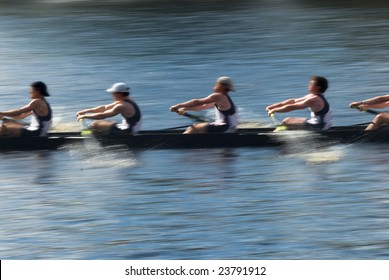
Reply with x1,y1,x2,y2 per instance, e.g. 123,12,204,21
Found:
350,105,381,115
170,108,210,122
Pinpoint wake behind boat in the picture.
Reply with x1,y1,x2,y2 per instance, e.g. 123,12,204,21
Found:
1,126,388,151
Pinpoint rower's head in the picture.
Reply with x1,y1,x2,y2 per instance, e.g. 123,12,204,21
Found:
30,81,49,98
214,76,235,93
106,82,130,98
309,76,328,94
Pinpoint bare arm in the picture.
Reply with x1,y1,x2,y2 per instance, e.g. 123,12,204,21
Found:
266,98,300,112
0,101,35,119
363,101,389,109
10,112,33,119
183,103,215,111
76,103,116,116
268,98,313,115
170,94,218,112
350,94,389,109
79,104,123,120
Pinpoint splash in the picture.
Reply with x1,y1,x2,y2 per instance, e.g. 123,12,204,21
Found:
50,122,81,132
303,147,344,164
274,130,345,164
68,140,139,169
237,121,266,128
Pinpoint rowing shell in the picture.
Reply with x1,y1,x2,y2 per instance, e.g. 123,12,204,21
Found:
0,132,86,151
94,126,389,149
0,126,388,151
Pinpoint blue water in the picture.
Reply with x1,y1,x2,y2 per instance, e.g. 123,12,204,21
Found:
1,0,389,259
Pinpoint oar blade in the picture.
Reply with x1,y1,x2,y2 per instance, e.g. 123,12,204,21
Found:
81,129,93,136
78,118,93,136
274,125,288,131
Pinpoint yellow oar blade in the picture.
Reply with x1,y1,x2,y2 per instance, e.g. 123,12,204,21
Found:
78,117,93,136
81,130,93,136
274,125,288,131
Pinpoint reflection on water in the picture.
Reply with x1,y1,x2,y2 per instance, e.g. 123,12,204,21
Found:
1,0,389,259
1,145,389,259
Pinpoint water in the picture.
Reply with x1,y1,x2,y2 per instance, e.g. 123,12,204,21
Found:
1,0,389,259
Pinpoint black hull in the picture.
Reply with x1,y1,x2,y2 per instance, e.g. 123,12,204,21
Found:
96,129,282,149
0,134,85,151
95,126,389,149
0,126,388,151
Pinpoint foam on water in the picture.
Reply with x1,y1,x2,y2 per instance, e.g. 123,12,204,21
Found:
302,147,344,164
51,122,81,132
274,130,345,164
67,141,138,169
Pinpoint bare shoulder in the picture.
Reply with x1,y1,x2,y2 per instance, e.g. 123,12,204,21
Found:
105,101,121,109
112,101,125,110
29,98,46,108
207,92,225,101
305,94,325,108
113,101,133,113
295,94,312,102
306,94,322,101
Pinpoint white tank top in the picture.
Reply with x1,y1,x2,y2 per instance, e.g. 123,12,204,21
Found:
213,94,238,131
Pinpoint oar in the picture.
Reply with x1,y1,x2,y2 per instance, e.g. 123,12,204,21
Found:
268,112,288,131
78,117,92,136
350,105,381,115
352,122,373,126
350,106,389,131
269,113,281,125
162,125,191,130
172,109,210,122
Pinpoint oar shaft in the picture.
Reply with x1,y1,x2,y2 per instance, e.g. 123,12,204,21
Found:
163,125,190,130
269,113,281,125
365,108,381,115
350,105,381,115
267,112,288,131
183,112,209,122
78,118,92,135
172,108,209,122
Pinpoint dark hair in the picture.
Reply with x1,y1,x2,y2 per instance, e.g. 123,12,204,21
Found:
31,81,49,97
114,91,130,97
311,76,328,93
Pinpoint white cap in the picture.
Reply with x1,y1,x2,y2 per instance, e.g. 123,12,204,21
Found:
106,82,130,93
216,76,235,92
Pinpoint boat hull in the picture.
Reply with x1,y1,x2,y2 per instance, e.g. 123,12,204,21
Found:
0,126,388,151
0,134,86,151
95,127,389,149
95,129,282,149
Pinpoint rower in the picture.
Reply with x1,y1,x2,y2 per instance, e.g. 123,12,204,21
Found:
170,76,238,134
266,76,332,130
0,81,52,137
349,95,389,130
76,82,142,135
